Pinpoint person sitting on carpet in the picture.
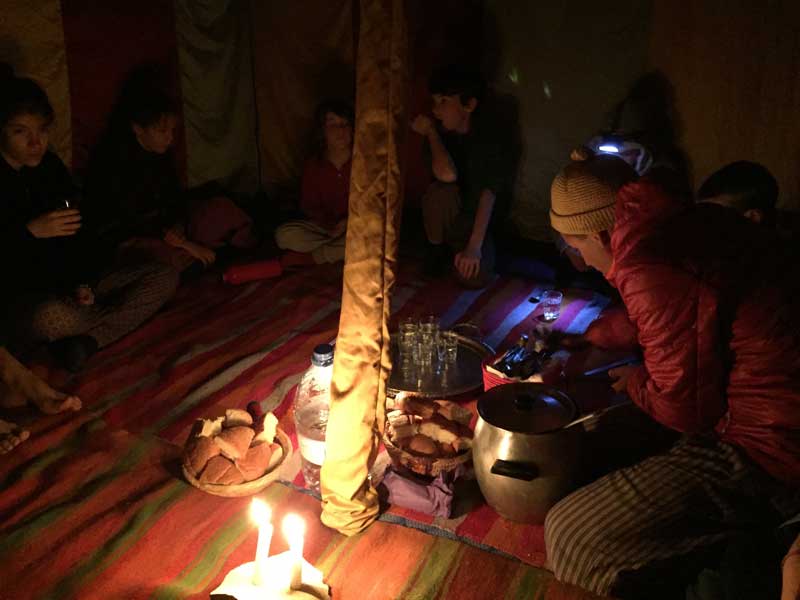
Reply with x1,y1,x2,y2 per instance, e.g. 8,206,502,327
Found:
697,160,778,226
84,67,258,273
274,99,353,268
0,346,81,454
0,64,179,372
543,153,800,600
411,65,513,288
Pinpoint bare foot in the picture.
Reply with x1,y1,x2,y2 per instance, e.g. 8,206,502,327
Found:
18,375,82,415
0,418,30,454
0,348,82,415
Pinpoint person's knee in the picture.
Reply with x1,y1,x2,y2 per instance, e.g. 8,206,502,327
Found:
274,224,298,250
422,182,460,210
30,300,81,342
158,264,180,299
422,183,461,243
544,497,575,571
544,492,605,583
140,263,180,302
275,223,308,252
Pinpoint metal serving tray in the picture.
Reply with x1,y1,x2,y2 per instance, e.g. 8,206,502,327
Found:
387,333,494,398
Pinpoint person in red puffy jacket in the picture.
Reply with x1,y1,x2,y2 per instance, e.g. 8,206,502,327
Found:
543,154,800,600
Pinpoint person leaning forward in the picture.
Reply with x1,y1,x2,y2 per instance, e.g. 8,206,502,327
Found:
543,153,800,600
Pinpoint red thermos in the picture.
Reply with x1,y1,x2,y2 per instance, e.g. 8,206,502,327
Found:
222,259,283,285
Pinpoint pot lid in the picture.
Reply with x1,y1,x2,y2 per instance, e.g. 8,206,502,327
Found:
477,383,577,434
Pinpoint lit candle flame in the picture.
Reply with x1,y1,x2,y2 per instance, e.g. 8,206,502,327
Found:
282,514,305,551
282,514,305,590
250,499,273,587
251,498,272,525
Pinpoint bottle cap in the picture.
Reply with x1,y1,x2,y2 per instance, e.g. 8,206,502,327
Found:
312,343,334,367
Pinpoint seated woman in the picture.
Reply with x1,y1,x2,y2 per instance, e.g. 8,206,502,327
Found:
275,100,353,267
0,64,179,372
84,69,257,272
544,153,800,600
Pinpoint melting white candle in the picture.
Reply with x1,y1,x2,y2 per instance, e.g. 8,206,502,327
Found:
250,499,273,586
282,514,306,590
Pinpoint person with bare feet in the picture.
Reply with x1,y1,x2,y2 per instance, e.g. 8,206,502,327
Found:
0,346,81,454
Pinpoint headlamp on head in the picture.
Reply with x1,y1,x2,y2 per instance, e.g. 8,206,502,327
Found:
588,135,652,176
596,135,623,155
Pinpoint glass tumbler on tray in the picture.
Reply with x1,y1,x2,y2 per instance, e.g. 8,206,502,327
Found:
541,290,563,322
398,319,419,371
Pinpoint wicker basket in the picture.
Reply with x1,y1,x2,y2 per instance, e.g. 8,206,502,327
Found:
383,395,472,477
383,432,471,478
182,428,292,497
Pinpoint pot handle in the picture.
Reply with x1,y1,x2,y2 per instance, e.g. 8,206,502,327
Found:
490,459,539,481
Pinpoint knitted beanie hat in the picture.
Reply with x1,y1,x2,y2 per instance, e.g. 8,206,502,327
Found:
550,154,637,235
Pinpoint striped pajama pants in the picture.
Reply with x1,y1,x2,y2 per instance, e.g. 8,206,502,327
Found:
18,262,179,349
544,435,799,599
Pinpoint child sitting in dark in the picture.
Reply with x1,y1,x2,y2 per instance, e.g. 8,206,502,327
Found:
411,65,513,287
84,68,257,273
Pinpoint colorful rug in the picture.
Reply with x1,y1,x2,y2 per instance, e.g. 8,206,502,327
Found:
0,264,612,599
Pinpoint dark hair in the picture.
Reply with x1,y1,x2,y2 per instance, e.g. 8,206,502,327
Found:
104,65,176,144
311,99,353,159
0,63,54,130
428,65,486,106
698,161,778,219
123,86,175,129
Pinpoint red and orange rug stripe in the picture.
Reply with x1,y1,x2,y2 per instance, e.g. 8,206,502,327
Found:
0,265,611,599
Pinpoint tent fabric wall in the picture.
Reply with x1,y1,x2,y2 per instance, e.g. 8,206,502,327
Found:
0,0,72,166
482,0,653,241
249,0,356,200
321,0,408,536
61,0,184,177
650,0,800,208
174,0,258,192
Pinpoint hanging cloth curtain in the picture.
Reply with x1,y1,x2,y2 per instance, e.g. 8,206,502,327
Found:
174,0,259,192
320,0,408,536
0,0,71,166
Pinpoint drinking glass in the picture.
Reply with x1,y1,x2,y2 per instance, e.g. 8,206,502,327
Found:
418,316,438,367
541,290,563,322
398,320,419,364
441,330,459,363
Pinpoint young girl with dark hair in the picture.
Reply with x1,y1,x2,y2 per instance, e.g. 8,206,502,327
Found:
84,68,257,272
274,99,354,267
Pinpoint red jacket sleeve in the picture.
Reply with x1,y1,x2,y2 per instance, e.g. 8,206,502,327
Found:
619,262,728,433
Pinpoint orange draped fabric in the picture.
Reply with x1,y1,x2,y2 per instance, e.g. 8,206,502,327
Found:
320,0,409,535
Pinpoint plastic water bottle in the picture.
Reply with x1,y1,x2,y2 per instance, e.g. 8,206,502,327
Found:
294,343,334,494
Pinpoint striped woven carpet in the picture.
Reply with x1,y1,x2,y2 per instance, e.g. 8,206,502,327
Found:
0,264,610,600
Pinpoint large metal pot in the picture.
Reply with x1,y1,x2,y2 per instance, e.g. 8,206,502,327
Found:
473,382,583,524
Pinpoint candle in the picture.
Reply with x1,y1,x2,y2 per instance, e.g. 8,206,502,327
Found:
250,499,273,586
282,514,306,590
